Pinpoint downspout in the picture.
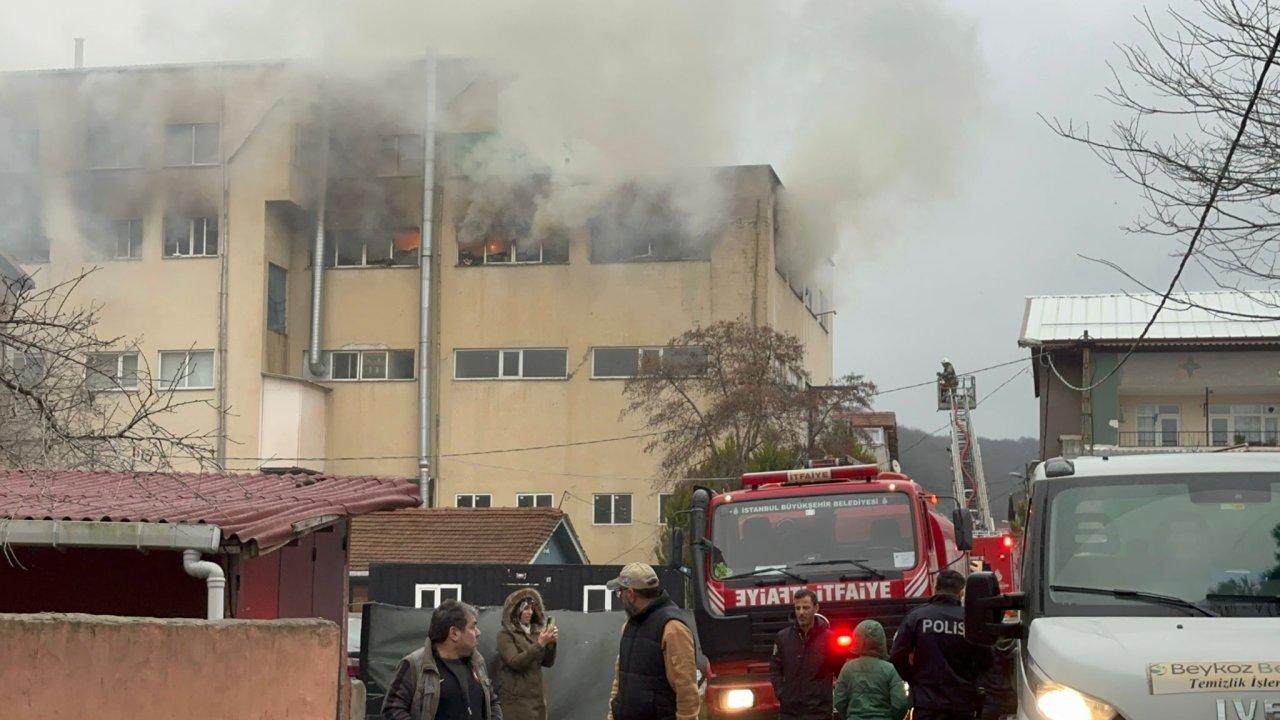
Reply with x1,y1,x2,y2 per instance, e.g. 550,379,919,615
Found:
418,54,439,507
215,68,230,468
182,549,226,620
308,97,330,379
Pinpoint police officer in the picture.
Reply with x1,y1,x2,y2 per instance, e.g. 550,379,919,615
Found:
890,570,991,720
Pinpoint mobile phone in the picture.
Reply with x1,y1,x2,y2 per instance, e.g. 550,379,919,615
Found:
547,616,555,627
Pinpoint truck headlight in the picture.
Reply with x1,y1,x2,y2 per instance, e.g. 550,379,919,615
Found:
720,688,755,711
1026,657,1118,720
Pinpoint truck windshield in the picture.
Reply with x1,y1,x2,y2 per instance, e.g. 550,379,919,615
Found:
711,492,917,579
1045,474,1280,616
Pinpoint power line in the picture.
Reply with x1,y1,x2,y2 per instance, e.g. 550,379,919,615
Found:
1048,22,1280,393
898,362,1030,459
869,358,1026,398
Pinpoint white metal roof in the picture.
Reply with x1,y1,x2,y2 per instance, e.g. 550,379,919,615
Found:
1034,451,1280,479
1019,291,1280,345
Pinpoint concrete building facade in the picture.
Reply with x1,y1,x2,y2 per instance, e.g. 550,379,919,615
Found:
0,59,834,563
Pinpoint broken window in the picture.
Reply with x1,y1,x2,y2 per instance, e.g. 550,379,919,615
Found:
456,494,492,508
593,493,632,525
113,219,143,260
324,227,419,268
159,350,215,390
454,348,568,380
458,232,569,266
164,123,220,166
86,352,140,391
266,263,287,334
164,216,218,258
517,493,554,508
309,349,415,381
588,184,711,263
591,346,707,379
88,125,143,169
378,134,425,176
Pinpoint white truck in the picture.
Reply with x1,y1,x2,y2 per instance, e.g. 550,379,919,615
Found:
966,452,1279,720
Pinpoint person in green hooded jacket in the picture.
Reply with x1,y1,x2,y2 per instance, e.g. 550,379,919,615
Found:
833,619,909,720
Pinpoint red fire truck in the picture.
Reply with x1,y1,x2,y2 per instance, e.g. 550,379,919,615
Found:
677,463,975,718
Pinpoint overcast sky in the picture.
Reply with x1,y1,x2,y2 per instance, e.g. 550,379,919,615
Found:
0,1,1216,439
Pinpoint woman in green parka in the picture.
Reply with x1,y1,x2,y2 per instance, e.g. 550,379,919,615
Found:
494,588,558,720
833,619,909,720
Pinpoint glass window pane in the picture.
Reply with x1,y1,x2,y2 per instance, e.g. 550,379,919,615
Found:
203,217,218,255
331,352,359,380
593,494,611,524
366,233,392,265
639,348,663,375
267,263,287,333
501,350,520,377
456,350,499,379
164,125,191,166
664,346,706,375
594,348,638,378
537,494,552,508
1158,405,1180,416
188,352,214,388
522,349,566,378
362,351,387,380
515,240,542,263
389,350,414,379
159,352,184,387
86,353,116,390
457,495,473,508
475,495,492,508
614,494,632,524
336,231,363,266
164,218,189,257
440,586,460,602
120,353,139,389
518,495,533,508
1211,417,1229,446
193,124,219,164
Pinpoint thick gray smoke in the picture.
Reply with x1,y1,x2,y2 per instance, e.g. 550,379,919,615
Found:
1,0,986,293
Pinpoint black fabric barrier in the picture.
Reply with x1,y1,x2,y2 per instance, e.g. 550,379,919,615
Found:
361,602,704,720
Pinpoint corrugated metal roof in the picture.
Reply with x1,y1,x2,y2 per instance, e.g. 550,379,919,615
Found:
0,470,420,550
1020,291,1280,345
350,507,586,570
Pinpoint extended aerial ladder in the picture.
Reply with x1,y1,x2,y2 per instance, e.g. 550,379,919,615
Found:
937,359,996,535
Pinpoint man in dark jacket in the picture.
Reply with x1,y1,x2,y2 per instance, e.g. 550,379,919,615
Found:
890,570,991,720
769,589,841,719
607,562,699,720
382,599,503,720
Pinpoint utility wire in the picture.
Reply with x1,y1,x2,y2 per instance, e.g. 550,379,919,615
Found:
1047,23,1280,393
899,362,1030,459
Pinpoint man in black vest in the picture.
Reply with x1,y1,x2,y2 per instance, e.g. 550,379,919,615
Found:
606,562,700,720
890,570,992,720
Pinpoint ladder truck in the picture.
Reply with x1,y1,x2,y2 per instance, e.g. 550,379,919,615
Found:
937,359,1016,592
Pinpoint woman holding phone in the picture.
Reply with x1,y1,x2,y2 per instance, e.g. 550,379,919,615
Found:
495,587,559,720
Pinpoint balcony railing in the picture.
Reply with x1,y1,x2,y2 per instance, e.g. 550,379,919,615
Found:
1116,430,1280,448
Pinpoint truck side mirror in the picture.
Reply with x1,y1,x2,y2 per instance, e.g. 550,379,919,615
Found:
1007,489,1025,525
964,571,1024,645
951,506,974,551
667,526,685,570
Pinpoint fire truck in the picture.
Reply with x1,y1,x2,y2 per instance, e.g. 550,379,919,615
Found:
675,463,975,718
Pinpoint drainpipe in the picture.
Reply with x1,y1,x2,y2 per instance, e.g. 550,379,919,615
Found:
182,549,226,620
418,54,439,507
308,103,330,379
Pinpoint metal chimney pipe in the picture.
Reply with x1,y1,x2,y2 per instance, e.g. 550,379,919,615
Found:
417,54,438,508
73,38,84,69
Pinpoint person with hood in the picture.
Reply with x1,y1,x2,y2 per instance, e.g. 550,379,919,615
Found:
769,589,841,720
494,588,558,720
833,619,908,720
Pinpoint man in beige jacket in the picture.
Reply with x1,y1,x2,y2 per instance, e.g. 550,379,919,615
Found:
606,563,700,720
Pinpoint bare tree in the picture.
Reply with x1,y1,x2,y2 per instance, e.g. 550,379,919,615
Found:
621,319,876,484
0,268,218,470
1051,0,1280,313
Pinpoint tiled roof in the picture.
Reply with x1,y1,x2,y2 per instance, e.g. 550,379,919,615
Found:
349,507,582,571
1020,291,1280,345
0,470,419,550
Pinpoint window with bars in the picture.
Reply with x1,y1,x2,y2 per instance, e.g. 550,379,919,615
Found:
86,352,140,391
517,493,554,508
163,216,218,257
456,494,492,508
593,493,632,525
453,348,568,380
164,123,219,166
308,350,415,381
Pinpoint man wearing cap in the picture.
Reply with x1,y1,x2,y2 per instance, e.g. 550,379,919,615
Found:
606,562,700,720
